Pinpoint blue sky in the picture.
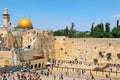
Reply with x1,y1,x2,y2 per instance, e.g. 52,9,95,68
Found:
0,0,120,31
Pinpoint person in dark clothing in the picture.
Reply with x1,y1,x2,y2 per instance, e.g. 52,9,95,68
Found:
54,75,56,80
47,71,49,77
91,75,95,80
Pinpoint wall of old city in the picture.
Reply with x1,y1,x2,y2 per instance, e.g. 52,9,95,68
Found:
37,32,55,60
55,36,120,64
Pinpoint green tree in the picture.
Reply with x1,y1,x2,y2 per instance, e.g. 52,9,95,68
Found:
53,20,120,38
76,31,91,38
64,26,69,36
69,22,76,38
112,20,120,38
54,30,64,36
90,22,94,36
105,22,111,37
112,27,120,38
93,23,104,38
77,32,85,38
117,20,119,28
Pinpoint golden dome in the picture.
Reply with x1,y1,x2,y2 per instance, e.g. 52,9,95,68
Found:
18,17,33,28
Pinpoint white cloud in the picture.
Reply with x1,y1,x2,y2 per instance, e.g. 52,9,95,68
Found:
112,14,120,18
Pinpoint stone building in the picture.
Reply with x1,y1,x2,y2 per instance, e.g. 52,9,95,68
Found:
0,8,55,68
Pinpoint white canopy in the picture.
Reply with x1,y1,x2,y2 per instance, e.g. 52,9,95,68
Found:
45,62,51,65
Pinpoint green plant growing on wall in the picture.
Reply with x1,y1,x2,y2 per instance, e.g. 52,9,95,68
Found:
94,58,98,65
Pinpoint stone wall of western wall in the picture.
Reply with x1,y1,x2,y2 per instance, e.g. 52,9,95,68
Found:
55,37,120,63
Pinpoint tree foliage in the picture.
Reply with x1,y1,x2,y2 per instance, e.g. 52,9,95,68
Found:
105,23,111,38
90,22,94,36
53,20,120,38
93,58,98,65
106,53,112,61
69,22,76,38
99,51,104,58
54,30,64,36
117,19,119,28
93,23,104,38
64,26,69,36
117,53,120,59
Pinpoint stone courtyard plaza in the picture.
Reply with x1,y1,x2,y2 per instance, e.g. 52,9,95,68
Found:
0,8,120,79
1,67,120,80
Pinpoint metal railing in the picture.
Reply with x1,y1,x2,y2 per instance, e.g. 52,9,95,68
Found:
53,66,120,77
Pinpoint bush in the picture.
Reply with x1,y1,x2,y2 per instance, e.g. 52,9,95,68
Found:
94,58,98,65
117,53,120,59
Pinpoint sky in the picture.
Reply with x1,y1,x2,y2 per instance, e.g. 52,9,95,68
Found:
0,0,120,31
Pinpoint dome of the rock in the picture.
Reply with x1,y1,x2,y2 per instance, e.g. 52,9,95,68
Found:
18,17,33,28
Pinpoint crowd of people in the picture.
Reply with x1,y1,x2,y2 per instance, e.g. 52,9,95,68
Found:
0,67,53,80
0,61,119,80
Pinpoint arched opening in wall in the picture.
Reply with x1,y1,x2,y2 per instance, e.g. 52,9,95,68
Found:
35,64,37,69
39,63,41,68
4,60,10,67
30,65,33,69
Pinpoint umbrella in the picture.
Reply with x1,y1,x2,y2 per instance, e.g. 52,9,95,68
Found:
45,62,51,65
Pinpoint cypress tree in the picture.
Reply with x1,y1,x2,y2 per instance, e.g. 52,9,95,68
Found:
117,20,119,28
93,23,104,38
105,22,110,37
64,26,69,36
69,22,76,38
90,22,94,36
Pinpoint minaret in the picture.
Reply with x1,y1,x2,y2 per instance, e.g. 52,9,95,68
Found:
2,8,10,27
